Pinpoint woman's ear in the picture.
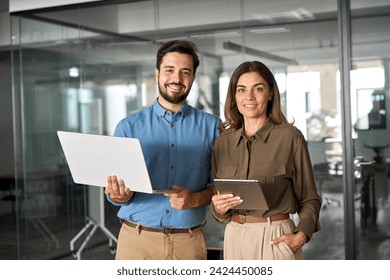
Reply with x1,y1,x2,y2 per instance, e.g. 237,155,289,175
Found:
268,91,273,101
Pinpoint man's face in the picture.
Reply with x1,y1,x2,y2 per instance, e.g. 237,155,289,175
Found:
155,52,196,104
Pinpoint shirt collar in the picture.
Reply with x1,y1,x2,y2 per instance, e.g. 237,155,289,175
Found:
233,119,275,146
153,98,188,119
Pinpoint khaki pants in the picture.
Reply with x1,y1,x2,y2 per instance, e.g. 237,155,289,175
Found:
223,218,304,260
115,222,207,260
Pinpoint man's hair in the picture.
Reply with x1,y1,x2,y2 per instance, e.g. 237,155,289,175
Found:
156,40,200,74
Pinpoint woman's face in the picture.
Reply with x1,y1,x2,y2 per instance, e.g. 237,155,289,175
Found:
235,71,272,121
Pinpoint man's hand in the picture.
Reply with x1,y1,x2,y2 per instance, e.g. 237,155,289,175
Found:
271,231,308,253
164,185,195,210
105,175,133,204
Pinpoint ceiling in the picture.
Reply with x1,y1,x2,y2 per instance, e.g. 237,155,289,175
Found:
0,0,7,12
10,0,390,74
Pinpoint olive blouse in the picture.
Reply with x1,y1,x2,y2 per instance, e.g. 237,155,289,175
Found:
211,119,322,240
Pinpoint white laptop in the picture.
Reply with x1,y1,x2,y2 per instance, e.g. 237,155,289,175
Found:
57,131,177,194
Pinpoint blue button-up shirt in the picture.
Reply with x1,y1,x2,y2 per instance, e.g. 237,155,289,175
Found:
111,99,220,228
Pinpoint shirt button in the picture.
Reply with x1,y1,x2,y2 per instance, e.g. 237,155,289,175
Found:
166,209,170,214
171,123,174,128
171,144,175,148
170,165,174,169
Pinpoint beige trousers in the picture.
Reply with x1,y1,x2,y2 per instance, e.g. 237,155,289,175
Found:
115,222,207,260
223,218,304,260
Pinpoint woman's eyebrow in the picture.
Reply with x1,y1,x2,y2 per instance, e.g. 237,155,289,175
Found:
253,82,267,87
236,82,266,88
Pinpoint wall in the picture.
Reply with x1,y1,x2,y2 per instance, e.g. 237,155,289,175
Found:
0,3,13,176
0,51,13,176
9,0,102,13
0,0,102,175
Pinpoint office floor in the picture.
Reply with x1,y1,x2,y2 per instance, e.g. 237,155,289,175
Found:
1,178,389,260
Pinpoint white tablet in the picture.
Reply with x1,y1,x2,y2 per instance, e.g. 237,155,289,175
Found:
214,179,269,210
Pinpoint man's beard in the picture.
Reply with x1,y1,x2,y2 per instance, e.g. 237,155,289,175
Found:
158,82,190,104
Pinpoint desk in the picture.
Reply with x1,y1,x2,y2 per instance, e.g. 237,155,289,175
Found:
0,175,23,214
203,208,225,259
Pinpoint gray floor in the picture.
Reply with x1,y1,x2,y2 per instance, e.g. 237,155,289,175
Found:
56,191,390,260
1,179,389,260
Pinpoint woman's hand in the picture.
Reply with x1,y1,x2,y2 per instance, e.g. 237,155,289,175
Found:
271,231,308,253
212,193,243,215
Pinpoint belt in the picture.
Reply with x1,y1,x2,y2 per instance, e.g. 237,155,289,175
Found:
231,213,289,224
122,220,202,234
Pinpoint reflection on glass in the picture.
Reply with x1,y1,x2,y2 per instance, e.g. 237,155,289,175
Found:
355,89,386,130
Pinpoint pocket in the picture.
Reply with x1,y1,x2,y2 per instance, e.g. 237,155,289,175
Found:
179,144,210,169
273,241,295,260
254,162,286,177
215,166,237,178
254,163,289,206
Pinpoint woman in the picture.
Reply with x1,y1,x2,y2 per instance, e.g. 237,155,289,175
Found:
211,61,322,260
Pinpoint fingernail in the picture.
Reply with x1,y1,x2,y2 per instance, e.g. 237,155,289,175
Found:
270,241,274,245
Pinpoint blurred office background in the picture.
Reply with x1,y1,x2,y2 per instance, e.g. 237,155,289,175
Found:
0,0,390,260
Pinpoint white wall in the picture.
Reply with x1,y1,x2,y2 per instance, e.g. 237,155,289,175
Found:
0,11,10,46
9,0,102,12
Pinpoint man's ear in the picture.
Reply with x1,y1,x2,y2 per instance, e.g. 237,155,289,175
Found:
155,68,159,81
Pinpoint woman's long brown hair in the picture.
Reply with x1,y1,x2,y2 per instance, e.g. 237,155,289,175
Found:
220,61,290,132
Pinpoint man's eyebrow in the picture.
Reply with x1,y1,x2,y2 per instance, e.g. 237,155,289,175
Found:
162,65,193,72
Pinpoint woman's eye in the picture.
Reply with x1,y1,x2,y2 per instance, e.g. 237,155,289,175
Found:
254,87,263,93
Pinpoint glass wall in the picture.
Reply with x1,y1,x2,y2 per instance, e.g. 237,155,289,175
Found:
5,0,390,260
350,1,390,259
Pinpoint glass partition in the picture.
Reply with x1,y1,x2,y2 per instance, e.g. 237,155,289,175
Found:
7,0,390,260
350,2,390,259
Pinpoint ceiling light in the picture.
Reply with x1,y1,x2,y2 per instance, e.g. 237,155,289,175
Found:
252,8,314,23
69,67,79,77
223,41,298,65
190,31,240,39
249,27,290,34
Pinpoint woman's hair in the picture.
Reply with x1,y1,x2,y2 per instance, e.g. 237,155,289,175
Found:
156,40,200,74
220,60,290,132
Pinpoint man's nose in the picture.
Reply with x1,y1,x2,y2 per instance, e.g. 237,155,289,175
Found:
171,71,181,83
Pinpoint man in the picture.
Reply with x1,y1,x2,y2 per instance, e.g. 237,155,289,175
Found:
105,40,221,260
